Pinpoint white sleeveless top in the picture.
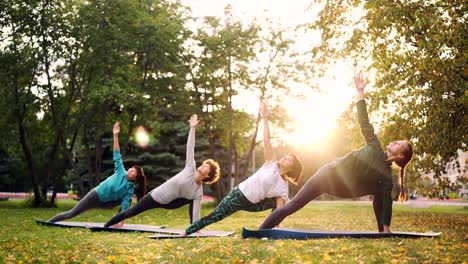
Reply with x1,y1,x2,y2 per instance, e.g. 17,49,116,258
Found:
238,161,288,204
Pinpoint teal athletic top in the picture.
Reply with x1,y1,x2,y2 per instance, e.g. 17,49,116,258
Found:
95,150,134,212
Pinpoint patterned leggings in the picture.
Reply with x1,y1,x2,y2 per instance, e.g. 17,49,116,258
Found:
185,187,276,235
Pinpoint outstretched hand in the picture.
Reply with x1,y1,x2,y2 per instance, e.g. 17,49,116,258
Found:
189,114,199,128
354,71,367,92
112,221,124,228
261,101,270,118
113,122,120,135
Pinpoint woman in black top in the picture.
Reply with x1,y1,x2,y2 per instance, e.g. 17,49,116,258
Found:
259,72,413,233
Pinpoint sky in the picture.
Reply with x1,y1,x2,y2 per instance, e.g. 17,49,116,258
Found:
181,0,358,148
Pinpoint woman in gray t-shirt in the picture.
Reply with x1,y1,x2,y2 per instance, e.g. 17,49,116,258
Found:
104,114,220,227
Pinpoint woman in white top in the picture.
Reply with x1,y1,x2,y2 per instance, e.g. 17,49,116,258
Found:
104,114,220,227
183,102,303,236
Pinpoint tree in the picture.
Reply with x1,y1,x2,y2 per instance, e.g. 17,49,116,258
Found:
0,0,192,204
183,8,260,199
0,0,47,206
305,0,467,193
63,0,192,195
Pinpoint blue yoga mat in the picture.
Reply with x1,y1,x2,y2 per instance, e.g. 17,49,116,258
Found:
242,227,441,239
35,220,166,233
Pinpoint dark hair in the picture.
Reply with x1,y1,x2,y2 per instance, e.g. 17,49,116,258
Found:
394,141,413,202
202,159,221,184
285,154,303,185
132,165,147,201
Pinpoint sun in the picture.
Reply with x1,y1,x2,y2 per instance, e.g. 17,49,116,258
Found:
281,67,356,149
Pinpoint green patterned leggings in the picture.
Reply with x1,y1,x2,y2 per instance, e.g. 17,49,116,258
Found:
185,187,276,235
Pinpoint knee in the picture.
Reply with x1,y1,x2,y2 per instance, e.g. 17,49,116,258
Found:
63,210,77,218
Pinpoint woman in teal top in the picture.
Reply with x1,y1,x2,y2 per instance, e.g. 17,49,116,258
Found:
48,122,146,227
259,72,414,233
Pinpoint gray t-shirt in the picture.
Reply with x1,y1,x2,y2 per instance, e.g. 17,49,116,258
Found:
150,127,202,221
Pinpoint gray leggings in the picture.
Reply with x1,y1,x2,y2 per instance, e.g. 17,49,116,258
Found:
48,189,120,223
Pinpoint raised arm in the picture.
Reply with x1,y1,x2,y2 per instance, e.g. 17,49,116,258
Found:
113,122,125,172
185,114,198,167
113,122,120,151
354,72,380,147
261,102,275,162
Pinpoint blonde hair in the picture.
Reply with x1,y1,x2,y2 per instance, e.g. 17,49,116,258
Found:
394,141,414,202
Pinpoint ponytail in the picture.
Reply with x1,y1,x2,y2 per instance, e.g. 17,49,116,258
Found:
394,141,413,202
132,165,147,201
398,167,407,202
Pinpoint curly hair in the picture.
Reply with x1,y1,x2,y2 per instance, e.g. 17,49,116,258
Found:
202,159,221,184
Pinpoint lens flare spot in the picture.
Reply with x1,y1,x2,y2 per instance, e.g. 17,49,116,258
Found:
135,126,149,148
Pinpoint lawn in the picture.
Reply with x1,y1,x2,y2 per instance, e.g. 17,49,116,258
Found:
0,200,466,263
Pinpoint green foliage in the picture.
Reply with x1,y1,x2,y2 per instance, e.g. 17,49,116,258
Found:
0,200,466,263
306,0,467,194
0,0,194,200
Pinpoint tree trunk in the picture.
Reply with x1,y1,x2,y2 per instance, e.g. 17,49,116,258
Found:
121,112,136,156
233,145,240,186
239,105,263,181
17,120,42,206
42,134,61,200
13,72,42,206
93,104,109,187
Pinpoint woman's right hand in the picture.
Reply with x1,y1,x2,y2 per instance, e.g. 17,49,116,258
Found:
113,122,120,135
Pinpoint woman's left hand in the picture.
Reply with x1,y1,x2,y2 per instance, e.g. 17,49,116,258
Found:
112,221,124,228
353,71,367,92
189,114,199,128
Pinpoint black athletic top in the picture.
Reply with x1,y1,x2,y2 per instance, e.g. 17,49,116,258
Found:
333,100,393,229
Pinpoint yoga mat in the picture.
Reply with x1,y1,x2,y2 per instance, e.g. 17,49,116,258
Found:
148,229,234,239
36,220,166,233
242,227,441,239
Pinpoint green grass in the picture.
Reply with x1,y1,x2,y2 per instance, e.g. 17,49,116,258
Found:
1,200,466,263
